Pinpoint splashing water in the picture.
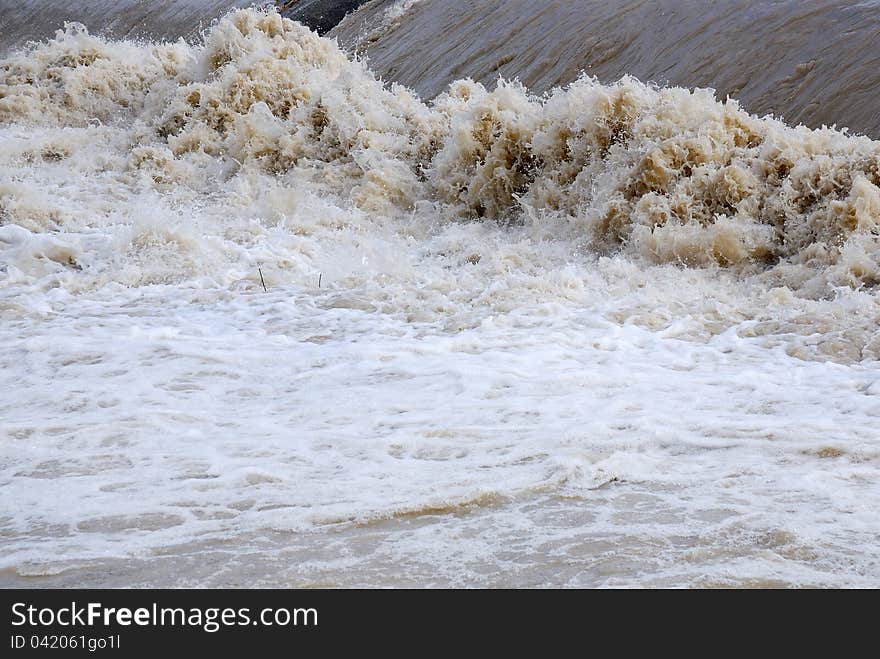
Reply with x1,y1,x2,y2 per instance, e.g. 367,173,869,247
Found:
1,7,879,587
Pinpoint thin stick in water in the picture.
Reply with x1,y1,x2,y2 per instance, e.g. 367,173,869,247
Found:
318,273,322,288
258,268,267,293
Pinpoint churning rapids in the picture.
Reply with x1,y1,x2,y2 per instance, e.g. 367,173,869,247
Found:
1,5,879,587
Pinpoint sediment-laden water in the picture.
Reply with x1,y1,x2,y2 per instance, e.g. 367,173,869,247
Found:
1,4,879,587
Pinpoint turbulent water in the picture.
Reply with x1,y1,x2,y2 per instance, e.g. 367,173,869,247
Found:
0,0,368,54
333,0,880,139
1,5,879,587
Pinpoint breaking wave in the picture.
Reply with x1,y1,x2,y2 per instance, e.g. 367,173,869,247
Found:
4,5,880,586
2,6,880,360
333,0,880,138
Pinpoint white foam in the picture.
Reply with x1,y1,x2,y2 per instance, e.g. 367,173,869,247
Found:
1,7,879,586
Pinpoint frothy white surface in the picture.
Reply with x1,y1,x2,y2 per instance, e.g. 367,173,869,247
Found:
3,282,880,586
1,8,879,586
